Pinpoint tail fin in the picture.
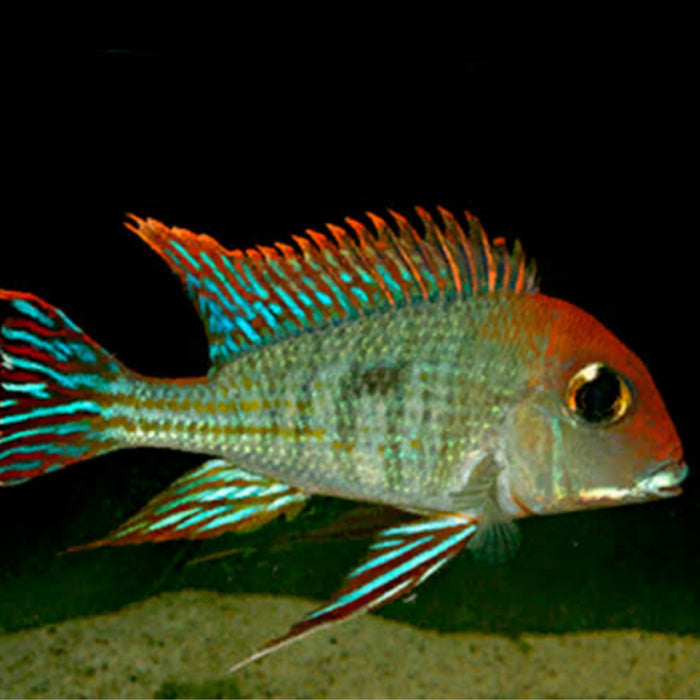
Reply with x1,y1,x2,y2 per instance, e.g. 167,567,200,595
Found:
0,290,124,485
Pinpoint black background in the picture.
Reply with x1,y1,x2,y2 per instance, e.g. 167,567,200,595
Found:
1,50,697,640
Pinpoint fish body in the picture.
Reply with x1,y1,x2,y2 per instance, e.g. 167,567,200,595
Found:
0,207,687,669
109,292,682,517
115,296,532,512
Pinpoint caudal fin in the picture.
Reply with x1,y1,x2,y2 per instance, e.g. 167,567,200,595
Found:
0,290,124,485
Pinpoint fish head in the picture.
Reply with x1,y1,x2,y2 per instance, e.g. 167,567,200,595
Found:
500,296,687,517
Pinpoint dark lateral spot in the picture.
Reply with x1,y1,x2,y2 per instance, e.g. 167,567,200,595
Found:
354,364,405,397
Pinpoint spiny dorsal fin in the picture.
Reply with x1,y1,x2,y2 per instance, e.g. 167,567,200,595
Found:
126,208,538,367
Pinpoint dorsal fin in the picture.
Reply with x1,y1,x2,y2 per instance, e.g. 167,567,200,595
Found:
126,208,538,367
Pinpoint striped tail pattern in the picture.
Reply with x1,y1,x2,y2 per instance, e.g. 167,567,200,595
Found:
0,290,123,485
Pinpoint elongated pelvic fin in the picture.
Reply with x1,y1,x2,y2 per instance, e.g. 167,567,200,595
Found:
126,208,538,367
0,291,123,485
67,459,309,551
230,512,478,672
188,504,412,566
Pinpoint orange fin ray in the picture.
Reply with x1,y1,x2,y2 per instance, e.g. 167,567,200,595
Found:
126,208,538,367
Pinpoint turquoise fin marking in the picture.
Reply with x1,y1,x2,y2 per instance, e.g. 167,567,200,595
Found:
229,512,478,672
126,208,538,368
187,504,412,567
0,290,123,485
66,458,309,550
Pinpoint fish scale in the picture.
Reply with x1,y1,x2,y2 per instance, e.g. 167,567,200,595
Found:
0,206,687,672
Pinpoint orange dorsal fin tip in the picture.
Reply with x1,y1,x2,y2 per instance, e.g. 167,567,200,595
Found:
200,233,223,250
364,211,384,228
124,212,144,228
257,245,280,261
305,229,326,247
245,248,262,261
365,211,389,236
291,234,314,257
344,218,373,247
437,206,469,241
122,207,539,365
387,208,411,228
414,205,433,223
275,242,296,258
325,223,348,246
415,207,438,241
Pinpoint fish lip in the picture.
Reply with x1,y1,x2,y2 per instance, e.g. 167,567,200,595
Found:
636,459,689,499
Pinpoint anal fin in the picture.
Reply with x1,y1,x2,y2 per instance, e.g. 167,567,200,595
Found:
67,459,308,551
230,511,478,672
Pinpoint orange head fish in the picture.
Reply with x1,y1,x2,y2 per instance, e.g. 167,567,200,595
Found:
498,294,686,517
0,206,687,671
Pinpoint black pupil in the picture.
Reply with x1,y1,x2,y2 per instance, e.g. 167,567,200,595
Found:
575,367,622,423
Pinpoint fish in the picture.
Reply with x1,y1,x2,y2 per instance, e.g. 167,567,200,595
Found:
0,206,688,670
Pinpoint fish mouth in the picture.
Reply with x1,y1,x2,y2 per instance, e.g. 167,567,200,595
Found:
635,459,689,499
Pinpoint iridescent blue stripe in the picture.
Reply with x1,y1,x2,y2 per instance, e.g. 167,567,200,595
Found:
0,422,91,446
137,508,200,534
196,505,261,531
381,517,465,537
273,286,307,326
12,299,55,328
316,274,354,318
351,287,369,303
1,328,70,362
375,264,404,301
2,458,44,474
350,535,431,577
370,538,405,549
6,355,81,389
0,400,100,427
221,256,256,296
66,341,98,364
200,253,253,330
1,382,50,399
0,442,84,459
315,291,333,306
239,262,271,301
307,526,475,619
170,241,202,272
176,505,231,530
199,493,305,532
252,300,281,331
199,482,288,502
234,317,262,344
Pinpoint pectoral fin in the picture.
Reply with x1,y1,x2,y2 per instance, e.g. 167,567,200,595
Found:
230,511,478,672
67,459,308,551
448,450,521,563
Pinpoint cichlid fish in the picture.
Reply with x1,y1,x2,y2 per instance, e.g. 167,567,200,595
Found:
0,207,688,670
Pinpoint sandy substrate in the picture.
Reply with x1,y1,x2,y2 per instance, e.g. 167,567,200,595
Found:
1,590,698,698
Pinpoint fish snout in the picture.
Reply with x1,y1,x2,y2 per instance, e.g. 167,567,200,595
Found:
635,459,689,498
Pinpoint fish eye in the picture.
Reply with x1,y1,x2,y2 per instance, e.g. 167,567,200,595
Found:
566,362,634,425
